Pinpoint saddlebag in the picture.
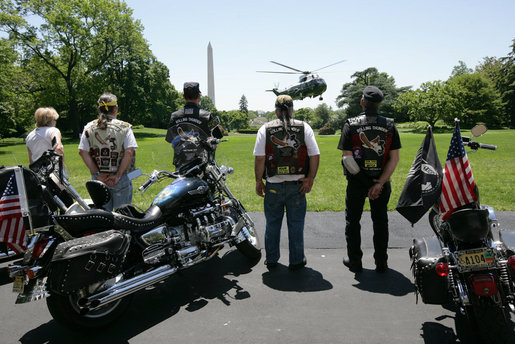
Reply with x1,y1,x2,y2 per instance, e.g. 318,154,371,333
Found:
48,230,130,294
410,237,451,305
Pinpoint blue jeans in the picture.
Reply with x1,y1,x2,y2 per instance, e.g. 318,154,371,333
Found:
264,181,307,265
92,173,133,211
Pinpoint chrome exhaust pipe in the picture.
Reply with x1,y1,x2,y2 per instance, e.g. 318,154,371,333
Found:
79,265,177,312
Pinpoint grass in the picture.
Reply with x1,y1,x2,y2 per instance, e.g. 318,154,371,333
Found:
1,127,514,212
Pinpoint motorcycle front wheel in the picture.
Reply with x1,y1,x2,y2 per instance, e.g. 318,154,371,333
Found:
236,230,261,260
46,290,132,330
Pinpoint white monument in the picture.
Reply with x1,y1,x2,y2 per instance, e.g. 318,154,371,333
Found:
207,42,215,106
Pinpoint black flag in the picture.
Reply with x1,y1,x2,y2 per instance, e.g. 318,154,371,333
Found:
396,126,443,225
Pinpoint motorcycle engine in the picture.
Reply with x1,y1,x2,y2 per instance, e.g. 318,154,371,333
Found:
140,203,236,265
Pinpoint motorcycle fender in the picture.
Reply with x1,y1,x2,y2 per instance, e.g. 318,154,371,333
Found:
469,273,498,296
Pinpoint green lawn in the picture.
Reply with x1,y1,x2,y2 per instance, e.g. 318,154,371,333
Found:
1,127,514,212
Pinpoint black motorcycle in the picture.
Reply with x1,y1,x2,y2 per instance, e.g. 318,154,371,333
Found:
8,124,261,330
409,125,515,343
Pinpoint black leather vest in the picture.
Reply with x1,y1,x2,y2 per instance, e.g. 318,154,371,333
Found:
264,119,309,177
347,113,395,178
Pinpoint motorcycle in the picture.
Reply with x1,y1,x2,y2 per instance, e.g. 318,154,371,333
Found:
409,124,515,343
8,122,261,330
0,145,91,262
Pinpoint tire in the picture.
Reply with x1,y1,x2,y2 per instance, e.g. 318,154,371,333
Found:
236,237,262,260
46,290,132,330
473,301,512,344
455,307,480,344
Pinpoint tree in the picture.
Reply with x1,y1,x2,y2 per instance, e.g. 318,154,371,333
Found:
219,110,248,130
447,73,504,127
476,40,515,127
394,81,463,127
0,0,150,134
311,103,332,129
239,94,248,114
294,107,314,123
450,60,473,78
336,67,410,121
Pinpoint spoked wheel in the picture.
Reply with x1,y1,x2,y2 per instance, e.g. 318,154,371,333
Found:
46,279,133,330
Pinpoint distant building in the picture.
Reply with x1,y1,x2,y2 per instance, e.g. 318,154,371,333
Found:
207,42,215,106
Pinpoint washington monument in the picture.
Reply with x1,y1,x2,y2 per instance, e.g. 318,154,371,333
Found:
207,42,215,106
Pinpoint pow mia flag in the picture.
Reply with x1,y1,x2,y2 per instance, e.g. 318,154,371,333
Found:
396,126,443,225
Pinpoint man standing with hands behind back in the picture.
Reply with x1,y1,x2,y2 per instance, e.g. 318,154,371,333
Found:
338,86,401,273
254,95,320,271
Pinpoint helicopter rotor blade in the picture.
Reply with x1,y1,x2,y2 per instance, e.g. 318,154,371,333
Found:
256,70,299,74
270,61,305,73
312,59,347,72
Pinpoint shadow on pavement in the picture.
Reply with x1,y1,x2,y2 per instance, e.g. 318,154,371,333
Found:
18,249,259,344
351,267,414,296
261,265,333,292
420,321,457,344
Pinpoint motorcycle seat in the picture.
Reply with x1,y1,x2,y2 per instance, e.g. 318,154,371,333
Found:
55,205,165,235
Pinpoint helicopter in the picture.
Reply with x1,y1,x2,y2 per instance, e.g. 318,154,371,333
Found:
257,60,345,101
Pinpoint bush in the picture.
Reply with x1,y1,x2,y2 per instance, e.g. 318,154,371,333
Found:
318,123,336,135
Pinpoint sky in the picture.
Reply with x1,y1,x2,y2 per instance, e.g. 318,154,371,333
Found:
123,0,515,112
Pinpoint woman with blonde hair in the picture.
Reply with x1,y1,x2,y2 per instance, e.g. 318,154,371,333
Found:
25,107,64,163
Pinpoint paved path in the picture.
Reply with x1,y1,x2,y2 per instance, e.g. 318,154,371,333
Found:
0,211,513,343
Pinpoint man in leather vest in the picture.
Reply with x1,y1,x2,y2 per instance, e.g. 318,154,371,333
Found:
254,95,320,271
338,86,401,273
165,82,213,170
79,93,138,211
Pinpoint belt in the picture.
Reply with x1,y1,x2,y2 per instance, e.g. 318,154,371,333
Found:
268,180,302,185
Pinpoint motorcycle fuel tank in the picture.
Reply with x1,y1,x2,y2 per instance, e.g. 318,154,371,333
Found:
152,177,210,211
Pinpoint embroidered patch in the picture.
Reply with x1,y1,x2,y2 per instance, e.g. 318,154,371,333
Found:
364,160,377,168
277,166,289,174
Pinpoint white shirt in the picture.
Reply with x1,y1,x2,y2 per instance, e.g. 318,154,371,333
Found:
253,121,320,183
26,126,60,162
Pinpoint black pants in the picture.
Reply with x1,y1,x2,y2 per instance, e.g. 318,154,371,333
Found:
345,178,391,265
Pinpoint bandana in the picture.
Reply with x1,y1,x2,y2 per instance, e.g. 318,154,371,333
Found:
98,100,117,111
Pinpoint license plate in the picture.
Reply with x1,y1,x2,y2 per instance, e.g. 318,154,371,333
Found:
12,276,24,293
457,249,495,270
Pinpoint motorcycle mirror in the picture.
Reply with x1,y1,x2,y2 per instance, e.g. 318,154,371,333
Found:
470,124,487,137
127,168,143,181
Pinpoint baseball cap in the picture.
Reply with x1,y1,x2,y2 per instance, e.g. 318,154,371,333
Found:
363,86,384,103
183,82,201,94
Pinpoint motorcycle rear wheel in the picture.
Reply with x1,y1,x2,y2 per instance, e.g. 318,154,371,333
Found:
47,292,132,330
473,301,512,344
455,303,513,344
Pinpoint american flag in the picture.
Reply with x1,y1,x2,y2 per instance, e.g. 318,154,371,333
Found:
0,171,27,254
439,121,477,220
